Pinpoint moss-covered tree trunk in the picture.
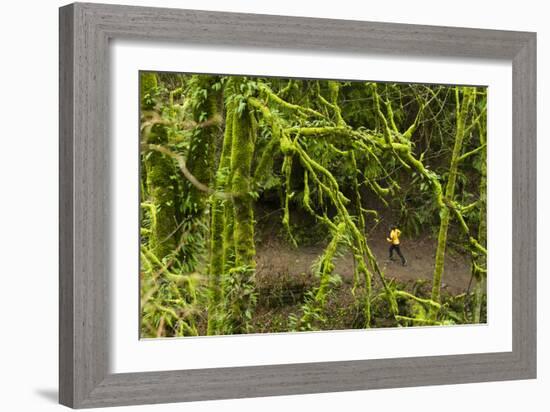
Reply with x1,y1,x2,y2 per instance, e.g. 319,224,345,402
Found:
140,72,158,110
473,112,487,323
140,72,179,260
430,87,475,306
143,123,178,259
473,197,486,323
178,75,222,288
185,75,222,213
227,97,256,334
207,100,235,335
231,111,256,265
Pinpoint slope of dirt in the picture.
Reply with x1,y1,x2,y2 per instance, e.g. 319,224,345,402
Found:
255,230,473,296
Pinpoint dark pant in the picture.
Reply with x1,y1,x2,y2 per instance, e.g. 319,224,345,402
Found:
389,244,406,264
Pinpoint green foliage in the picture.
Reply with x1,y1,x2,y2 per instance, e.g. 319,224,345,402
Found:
217,265,258,334
140,72,159,110
290,223,347,331
139,73,487,337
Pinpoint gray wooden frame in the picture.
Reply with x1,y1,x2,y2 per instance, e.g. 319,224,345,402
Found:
59,2,536,408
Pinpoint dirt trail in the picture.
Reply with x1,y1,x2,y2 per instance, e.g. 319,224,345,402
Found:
256,231,473,295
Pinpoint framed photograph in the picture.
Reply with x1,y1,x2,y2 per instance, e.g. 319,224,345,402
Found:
59,2,536,408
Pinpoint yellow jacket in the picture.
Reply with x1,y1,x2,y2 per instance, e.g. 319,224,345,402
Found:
387,229,401,245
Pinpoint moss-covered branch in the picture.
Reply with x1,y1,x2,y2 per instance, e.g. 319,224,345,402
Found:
142,144,237,200
258,83,325,119
458,143,486,162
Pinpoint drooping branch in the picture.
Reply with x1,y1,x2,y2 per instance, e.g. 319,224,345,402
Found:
142,143,229,198
257,83,325,119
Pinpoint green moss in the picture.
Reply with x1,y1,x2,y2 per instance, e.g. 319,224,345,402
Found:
215,83,258,334
231,108,256,268
431,206,450,304
281,155,297,247
258,83,323,119
207,101,235,335
144,123,178,259
185,75,222,217
279,134,295,156
349,151,366,292
315,223,346,305
247,96,282,186
327,81,345,126
430,87,475,307
302,171,316,216
473,100,487,323
140,72,158,110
